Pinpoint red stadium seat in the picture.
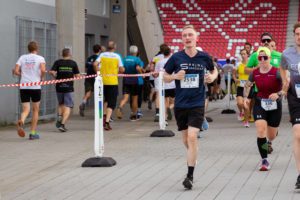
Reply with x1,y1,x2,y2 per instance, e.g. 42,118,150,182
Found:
156,0,288,58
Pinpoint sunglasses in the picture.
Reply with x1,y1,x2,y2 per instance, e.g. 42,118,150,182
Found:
261,39,271,43
258,55,269,61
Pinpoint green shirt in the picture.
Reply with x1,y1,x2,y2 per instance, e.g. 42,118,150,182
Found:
246,50,282,68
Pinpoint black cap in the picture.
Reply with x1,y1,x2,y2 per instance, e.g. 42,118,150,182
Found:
260,32,273,39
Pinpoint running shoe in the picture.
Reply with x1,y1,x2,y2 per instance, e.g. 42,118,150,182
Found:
116,107,123,119
202,118,209,130
58,124,68,132
56,119,62,128
130,115,137,122
154,113,159,122
79,103,85,117
295,174,300,190
182,176,193,190
206,116,213,122
167,108,172,120
104,122,112,131
259,159,270,171
17,120,25,137
137,111,143,120
267,141,273,154
237,112,244,121
29,134,40,140
243,121,250,128
109,117,114,122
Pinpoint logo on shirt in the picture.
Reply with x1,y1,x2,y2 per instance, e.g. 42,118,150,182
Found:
180,63,206,71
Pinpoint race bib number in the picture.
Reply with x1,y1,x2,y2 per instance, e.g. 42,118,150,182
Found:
180,74,199,88
295,84,300,98
239,80,246,87
261,99,277,111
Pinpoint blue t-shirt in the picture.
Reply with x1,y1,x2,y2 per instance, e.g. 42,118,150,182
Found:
164,50,214,108
123,55,144,84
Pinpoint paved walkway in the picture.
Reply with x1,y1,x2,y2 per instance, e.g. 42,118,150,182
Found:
0,98,299,200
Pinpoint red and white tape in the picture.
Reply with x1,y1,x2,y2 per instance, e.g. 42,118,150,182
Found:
0,72,154,88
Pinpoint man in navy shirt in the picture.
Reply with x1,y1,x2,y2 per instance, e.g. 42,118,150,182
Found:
164,25,218,190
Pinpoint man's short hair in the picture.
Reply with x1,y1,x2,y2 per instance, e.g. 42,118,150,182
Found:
28,41,38,53
129,45,138,54
293,22,300,33
163,46,171,56
183,25,197,32
93,44,101,54
62,48,71,57
107,41,116,51
244,42,252,47
260,32,273,40
159,43,168,53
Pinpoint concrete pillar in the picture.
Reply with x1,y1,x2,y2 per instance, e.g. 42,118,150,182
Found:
109,0,127,57
56,0,85,114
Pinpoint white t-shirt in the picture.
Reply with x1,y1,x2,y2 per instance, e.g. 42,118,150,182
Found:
16,53,45,89
151,54,164,80
154,56,175,91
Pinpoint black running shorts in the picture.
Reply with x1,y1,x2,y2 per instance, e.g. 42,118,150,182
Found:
174,106,205,131
287,93,300,126
123,84,139,96
20,89,41,103
165,89,175,98
253,98,282,127
236,86,244,97
104,85,118,110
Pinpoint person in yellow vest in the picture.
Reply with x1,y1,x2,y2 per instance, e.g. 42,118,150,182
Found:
94,41,124,130
233,49,251,127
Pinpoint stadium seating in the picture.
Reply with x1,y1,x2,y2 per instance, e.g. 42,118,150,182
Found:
156,0,288,58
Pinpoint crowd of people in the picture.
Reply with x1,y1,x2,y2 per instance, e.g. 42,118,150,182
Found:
12,22,300,191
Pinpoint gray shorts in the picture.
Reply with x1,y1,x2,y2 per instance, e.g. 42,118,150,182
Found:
56,92,74,108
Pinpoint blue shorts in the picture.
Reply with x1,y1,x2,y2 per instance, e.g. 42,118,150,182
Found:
56,92,74,108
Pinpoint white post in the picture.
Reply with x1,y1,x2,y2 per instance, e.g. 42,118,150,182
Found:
94,75,104,157
158,71,166,130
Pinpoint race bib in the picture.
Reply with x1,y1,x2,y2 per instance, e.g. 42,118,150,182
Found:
239,80,247,87
180,74,199,88
261,99,277,111
295,84,300,98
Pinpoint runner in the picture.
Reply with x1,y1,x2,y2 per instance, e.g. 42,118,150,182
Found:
79,44,101,117
233,49,250,127
13,41,46,140
154,45,175,124
163,25,217,190
93,41,124,130
49,48,80,132
244,47,282,171
116,45,143,121
280,22,300,189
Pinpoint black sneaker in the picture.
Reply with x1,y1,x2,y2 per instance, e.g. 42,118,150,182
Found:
267,141,273,154
295,175,300,190
79,103,85,117
56,120,62,128
58,124,67,132
206,116,213,122
183,176,193,190
130,115,137,121
104,122,112,131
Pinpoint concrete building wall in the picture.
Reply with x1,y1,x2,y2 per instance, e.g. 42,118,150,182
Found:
85,0,111,47
0,0,56,125
132,0,164,61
